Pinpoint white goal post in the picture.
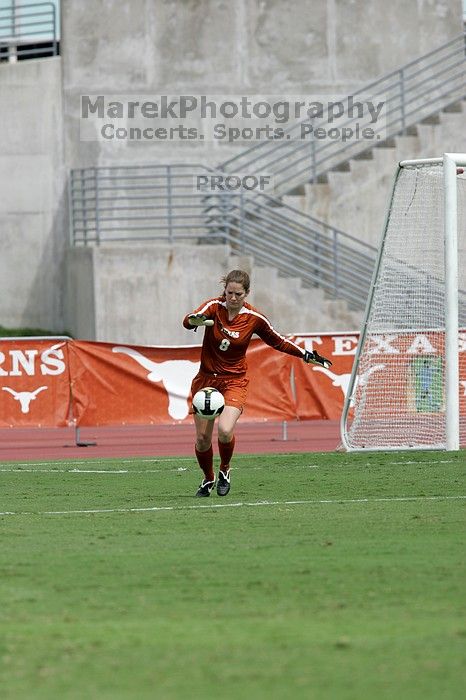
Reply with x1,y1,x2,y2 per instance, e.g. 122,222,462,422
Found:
341,153,466,451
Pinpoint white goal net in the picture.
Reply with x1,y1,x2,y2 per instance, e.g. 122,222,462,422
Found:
341,156,466,451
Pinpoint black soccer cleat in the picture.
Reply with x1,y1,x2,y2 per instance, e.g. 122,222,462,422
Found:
216,470,231,496
195,479,215,497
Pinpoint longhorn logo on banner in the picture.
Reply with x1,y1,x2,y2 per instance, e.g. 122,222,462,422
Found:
312,364,387,405
112,346,200,420
2,333,463,429
0,341,70,427
2,386,48,413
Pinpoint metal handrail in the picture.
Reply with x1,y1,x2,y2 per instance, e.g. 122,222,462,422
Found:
0,2,58,60
70,163,376,308
221,194,375,305
69,35,465,309
220,33,466,192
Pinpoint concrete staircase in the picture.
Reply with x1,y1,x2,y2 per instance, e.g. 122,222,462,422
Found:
278,99,466,248
226,99,465,337
228,254,363,333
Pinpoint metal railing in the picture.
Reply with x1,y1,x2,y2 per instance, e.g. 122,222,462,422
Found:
209,189,377,308
70,35,466,309
70,164,232,245
70,163,376,309
220,33,466,193
0,2,58,61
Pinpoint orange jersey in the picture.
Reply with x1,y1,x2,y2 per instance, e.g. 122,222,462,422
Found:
183,297,305,375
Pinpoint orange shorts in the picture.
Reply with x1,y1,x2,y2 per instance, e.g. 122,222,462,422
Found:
191,372,249,413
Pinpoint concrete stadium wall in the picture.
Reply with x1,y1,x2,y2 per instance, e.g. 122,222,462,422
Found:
0,57,67,332
61,0,463,169
292,106,466,248
65,244,238,345
65,244,363,345
0,0,463,340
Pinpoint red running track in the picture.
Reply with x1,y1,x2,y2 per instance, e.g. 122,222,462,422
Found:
0,420,341,462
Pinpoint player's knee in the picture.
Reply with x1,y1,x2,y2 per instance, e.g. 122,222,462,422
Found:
196,433,211,451
218,427,234,443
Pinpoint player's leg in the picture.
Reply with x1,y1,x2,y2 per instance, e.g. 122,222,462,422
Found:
191,371,217,496
216,377,248,496
194,413,216,496
216,405,241,496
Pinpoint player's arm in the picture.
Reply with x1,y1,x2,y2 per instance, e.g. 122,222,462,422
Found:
187,313,214,328
256,317,332,368
182,300,216,331
302,349,332,369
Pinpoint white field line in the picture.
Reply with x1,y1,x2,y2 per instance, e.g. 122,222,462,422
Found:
0,457,194,467
0,455,459,473
0,454,309,469
0,467,188,474
0,454,459,470
388,460,457,465
0,464,321,474
0,494,465,517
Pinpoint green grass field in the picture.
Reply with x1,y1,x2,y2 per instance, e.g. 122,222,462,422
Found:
1,450,465,700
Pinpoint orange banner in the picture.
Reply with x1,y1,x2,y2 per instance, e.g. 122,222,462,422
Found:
68,338,297,425
0,340,71,427
290,333,358,420
291,331,466,421
1,332,464,429
238,338,297,421
69,340,202,425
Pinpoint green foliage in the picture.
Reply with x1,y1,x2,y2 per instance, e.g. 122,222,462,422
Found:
0,326,72,338
0,450,465,699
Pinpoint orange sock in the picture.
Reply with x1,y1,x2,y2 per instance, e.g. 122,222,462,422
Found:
218,436,235,473
195,445,214,481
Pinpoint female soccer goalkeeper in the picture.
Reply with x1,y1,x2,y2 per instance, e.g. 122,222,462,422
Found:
183,269,331,497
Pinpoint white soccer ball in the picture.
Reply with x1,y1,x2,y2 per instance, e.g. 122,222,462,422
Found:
192,387,225,420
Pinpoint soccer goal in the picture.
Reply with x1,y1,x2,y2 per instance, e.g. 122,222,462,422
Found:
341,153,466,451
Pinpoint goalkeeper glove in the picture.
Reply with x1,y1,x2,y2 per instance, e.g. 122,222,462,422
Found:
303,349,332,369
188,313,214,329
